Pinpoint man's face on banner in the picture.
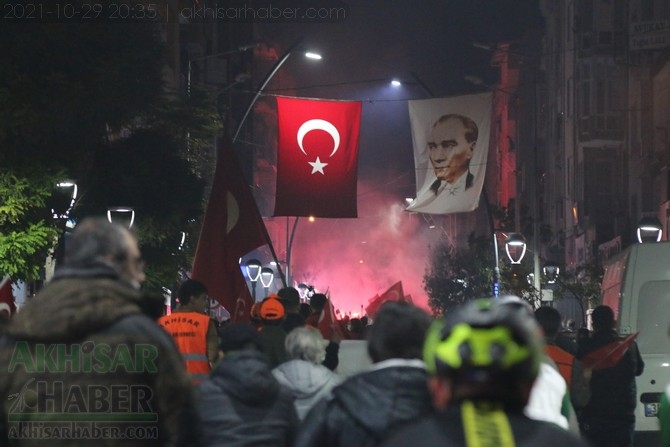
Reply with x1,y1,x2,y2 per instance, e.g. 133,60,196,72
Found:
427,117,475,184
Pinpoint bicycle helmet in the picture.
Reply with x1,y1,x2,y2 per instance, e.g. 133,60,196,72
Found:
424,297,543,382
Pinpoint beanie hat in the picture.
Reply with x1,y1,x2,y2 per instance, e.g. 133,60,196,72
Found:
260,295,285,320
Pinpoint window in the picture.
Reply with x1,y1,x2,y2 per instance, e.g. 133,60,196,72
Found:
637,281,670,354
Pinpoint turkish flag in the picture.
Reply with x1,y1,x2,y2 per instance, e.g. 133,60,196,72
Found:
0,277,17,320
274,97,362,218
581,332,639,371
317,296,344,340
191,136,268,322
365,281,405,318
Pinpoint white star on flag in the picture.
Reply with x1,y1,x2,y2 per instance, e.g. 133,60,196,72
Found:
308,157,328,175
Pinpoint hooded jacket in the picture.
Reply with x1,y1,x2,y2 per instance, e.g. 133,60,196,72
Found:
295,359,434,447
0,263,200,447
196,350,299,446
272,359,342,420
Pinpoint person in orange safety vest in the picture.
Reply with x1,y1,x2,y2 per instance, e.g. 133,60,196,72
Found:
159,279,219,384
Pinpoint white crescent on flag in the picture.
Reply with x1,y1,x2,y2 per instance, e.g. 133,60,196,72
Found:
297,119,341,157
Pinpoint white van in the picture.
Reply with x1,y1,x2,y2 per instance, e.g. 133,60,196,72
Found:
600,241,670,441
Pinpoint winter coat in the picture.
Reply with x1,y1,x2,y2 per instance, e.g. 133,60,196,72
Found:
257,324,288,368
381,401,591,447
0,263,200,447
196,350,299,447
295,359,434,447
272,359,342,420
577,329,644,423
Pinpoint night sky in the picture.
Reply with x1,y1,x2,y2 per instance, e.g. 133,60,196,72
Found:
251,0,544,313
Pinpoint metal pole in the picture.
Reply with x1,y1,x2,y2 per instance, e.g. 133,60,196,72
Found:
232,38,303,143
286,217,301,287
482,185,500,297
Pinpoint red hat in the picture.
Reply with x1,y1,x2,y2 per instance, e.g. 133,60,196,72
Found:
259,295,285,320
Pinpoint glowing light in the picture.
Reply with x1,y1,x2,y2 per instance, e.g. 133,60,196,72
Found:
304,52,322,60
308,216,316,222
391,79,401,87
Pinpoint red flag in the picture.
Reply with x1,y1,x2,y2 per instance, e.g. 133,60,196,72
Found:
274,97,362,218
191,136,268,322
317,296,344,340
365,293,383,318
0,277,17,320
581,332,639,371
365,281,405,318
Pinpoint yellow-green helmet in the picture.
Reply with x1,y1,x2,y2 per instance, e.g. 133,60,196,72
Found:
423,298,543,382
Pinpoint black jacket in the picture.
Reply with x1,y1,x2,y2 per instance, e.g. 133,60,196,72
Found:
196,350,299,446
0,263,200,446
381,401,591,447
577,329,644,422
295,362,433,447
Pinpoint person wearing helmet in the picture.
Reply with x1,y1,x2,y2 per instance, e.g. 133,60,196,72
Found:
381,298,590,447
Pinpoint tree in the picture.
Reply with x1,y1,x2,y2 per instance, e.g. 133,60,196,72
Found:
424,233,496,316
0,169,60,281
424,232,540,316
71,130,206,291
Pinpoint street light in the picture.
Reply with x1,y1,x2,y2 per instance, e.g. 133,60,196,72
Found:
505,232,527,264
232,38,322,142
636,216,662,243
51,181,78,220
543,261,560,284
260,267,274,296
107,207,135,229
245,259,262,301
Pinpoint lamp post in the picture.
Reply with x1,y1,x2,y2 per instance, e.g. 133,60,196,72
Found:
232,38,321,143
51,181,78,221
505,232,527,264
245,259,262,302
543,261,586,328
50,180,78,274
636,216,663,243
227,39,320,290
260,267,274,296
107,207,135,229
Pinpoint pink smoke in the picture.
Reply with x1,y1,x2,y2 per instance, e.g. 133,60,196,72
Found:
286,180,440,316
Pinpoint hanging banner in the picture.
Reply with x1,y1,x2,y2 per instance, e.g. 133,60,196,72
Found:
274,97,362,218
406,93,492,215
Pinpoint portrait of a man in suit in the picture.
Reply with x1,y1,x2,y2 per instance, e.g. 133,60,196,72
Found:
406,113,480,214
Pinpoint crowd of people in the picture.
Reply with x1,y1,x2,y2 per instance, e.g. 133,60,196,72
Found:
0,217,655,446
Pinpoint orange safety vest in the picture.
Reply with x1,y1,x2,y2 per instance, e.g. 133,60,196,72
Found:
159,311,211,384
545,344,575,387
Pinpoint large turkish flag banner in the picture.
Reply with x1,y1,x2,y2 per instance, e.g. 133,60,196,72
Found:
274,97,362,218
191,135,268,322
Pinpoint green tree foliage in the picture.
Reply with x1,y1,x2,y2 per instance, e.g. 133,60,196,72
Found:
0,169,60,281
424,233,497,316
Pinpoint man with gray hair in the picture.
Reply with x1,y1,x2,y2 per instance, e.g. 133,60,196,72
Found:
0,217,200,446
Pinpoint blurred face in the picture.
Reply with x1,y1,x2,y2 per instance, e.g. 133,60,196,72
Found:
428,117,475,183
118,232,146,289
